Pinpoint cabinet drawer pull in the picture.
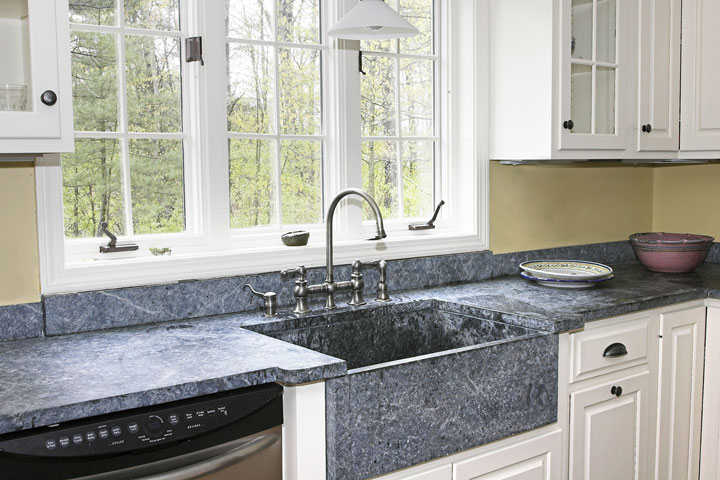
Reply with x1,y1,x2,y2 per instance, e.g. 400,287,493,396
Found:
603,342,628,358
641,124,653,133
611,385,623,397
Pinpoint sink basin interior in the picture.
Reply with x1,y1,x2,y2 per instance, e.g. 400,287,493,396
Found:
267,304,534,370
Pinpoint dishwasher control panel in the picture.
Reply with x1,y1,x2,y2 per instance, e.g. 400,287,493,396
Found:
0,383,282,458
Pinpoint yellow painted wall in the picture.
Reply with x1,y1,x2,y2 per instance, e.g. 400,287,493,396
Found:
0,162,41,306
490,162,655,254
652,164,720,239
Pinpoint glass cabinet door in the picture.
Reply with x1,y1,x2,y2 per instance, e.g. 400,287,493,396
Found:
563,0,622,147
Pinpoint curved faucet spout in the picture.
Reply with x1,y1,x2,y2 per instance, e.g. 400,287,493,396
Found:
326,188,386,283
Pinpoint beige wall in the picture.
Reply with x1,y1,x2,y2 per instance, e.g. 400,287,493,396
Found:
490,162,655,254
652,164,720,239
0,162,41,306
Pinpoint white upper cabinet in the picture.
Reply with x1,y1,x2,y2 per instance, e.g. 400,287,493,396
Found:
637,0,681,152
0,0,73,154
490,0,720,160
489,0,637,160
559,0,630,152
680,0,720,153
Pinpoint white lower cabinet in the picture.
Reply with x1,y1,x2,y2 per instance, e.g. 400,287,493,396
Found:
568,371,651,480
655,307,705,480
700,305,720,479
564,302,706,480
453,429,561,480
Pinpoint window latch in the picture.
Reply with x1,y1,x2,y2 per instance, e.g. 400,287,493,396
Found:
359,51,367,75
185,36,204,65
99,222,139,254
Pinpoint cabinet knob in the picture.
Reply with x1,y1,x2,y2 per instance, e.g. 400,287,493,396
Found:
641,124,652,133
563,120,575,130
610,386,623,397
41,90,58,107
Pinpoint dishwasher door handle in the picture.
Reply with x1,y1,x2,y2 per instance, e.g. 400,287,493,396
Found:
139,433,279,480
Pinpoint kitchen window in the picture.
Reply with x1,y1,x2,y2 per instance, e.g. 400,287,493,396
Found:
36,0,488,294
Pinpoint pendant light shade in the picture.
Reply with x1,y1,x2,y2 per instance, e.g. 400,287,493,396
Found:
328,0,419,40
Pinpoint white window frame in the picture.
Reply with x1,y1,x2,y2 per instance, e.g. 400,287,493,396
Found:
35,0,489,295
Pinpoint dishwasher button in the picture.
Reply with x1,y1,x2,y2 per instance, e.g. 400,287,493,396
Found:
86,431,97,442
98,428,109,439
59,436,70,447
111,426,122,437
73,434,83,445
128,422,139,434
45,439,57,450
184,412,193,421
168,414,179,425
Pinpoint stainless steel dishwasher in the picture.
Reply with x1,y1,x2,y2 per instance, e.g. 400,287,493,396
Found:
0,383,282,480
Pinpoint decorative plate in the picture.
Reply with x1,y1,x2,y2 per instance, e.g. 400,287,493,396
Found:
520,271,614,289
519,260,613,281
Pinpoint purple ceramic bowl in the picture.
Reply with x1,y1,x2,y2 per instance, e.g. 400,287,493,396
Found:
629,232,715,273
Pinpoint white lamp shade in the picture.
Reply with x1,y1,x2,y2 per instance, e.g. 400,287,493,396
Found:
328,0,420,40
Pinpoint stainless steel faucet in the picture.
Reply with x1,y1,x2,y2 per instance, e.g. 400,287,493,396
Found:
282,188,387,312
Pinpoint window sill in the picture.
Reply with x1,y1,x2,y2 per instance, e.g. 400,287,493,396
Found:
41,231,487,295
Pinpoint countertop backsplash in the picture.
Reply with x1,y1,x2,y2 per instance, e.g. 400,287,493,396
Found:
1,240,717,341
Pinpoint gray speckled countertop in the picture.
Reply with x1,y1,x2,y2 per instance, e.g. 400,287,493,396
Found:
1,261,719,436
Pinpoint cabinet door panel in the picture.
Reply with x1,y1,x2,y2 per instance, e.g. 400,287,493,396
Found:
569,371,650,480
453,429,560,480
637,0,680,152
700,307,720,479
680,0,720,150
655,306,705,480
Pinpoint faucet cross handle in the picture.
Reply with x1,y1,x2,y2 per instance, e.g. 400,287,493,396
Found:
281,265,311,314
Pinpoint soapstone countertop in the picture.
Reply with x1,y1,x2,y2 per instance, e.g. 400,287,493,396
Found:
1,261,720,435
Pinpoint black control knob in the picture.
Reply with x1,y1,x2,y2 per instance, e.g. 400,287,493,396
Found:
563,119,575,130
610,385,623,397
144,415,165,437
41,90,57,106
641,124,652,133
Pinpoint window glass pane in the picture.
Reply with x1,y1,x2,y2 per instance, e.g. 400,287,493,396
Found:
402,141,433,218
362,140,398,220
596,0,617,63
71,32,119,132
69,0,116,26
596,66,616,134
125,35,182,133
124,0,179,31
227,44,275,134
399,0,433,55
400,58,433,137
570,63,592,133
229,139,276,228
279,48,321,135
226,0,274,40
62,138,125,238
571,0,592,60
281,140,322,225
361,55,396,137
278,0,320,44
129,139,185,234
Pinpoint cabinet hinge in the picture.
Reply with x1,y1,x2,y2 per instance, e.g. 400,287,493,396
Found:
185,36,204,65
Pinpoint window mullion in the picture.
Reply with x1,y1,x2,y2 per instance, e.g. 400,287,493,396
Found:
395,52,404,221
202,0,233,250
117,3,134,237
273,3,283,228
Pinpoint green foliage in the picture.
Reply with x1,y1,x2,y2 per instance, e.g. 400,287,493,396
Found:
64,0,184,238
63,0,436,240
